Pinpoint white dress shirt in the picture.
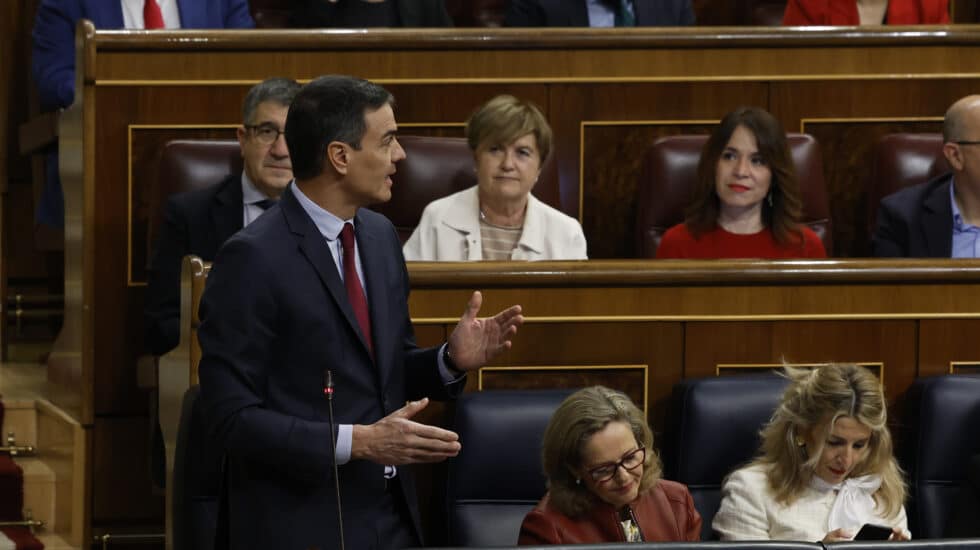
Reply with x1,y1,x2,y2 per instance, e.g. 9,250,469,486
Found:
121,0,182,28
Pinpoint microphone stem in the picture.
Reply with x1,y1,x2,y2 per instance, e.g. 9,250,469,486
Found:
327,388,345,550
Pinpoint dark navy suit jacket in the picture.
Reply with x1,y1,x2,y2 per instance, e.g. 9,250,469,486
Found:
144,174,244,356
872,173,954,258
289,0,452,28
198,185,458,549
32,0,254,111
505,0,695,27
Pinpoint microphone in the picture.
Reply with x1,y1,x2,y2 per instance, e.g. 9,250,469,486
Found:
323,369,345,550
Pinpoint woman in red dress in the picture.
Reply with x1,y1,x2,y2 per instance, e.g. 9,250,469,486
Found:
657,107,826,259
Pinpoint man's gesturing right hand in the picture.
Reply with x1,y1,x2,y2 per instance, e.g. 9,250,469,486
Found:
350,398,461,465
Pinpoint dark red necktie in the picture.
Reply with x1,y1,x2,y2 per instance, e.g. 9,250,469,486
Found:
144,0,165,29
340,223,373,356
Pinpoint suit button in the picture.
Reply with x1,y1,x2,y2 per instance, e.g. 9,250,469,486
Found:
383,399,390,410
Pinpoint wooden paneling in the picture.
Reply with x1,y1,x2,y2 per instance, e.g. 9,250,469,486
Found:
91,417,162,522
52,26,980,539
684,320,917,404
919,319,980,376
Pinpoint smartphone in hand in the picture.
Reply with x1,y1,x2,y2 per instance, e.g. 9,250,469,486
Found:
854,523,893,540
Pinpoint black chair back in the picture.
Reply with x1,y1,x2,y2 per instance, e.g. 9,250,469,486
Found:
662,375,790,539
901,375,980,538
446,389,575,547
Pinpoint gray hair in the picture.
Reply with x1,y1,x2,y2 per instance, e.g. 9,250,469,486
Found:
242,78,301,125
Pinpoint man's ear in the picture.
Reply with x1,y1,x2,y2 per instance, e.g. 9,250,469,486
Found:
943,142,964,172
326,141,349,175
236,126,247,157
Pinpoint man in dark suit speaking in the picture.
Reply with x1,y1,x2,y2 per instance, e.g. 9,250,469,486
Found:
198,75,524,549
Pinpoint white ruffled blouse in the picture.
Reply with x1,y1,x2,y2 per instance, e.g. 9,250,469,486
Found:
712,464,910,541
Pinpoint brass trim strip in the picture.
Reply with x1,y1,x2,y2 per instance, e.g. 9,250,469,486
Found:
578,119,719,224
716,361,885,384
581,120,720,126
127,124,242,130
949,361,980,374
398,122,466,128
126,124,240,287
800,116,944,133
95,73,980,87
411,313,980,324
477,364,649,413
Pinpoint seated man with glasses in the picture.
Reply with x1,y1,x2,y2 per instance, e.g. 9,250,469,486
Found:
519,386,701,545
144,77,299,357
873,95,980,257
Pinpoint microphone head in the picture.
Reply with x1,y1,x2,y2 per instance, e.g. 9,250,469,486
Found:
323,369,334,397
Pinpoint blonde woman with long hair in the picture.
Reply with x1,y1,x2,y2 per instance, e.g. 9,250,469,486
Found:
713,364,909,542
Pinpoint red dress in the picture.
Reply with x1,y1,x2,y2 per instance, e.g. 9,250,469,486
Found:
656,224,827,259
783,0,950,25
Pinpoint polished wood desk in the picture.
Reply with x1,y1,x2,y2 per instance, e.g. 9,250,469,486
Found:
50,24,980,535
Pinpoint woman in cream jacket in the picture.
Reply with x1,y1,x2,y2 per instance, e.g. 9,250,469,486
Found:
403,95,587,261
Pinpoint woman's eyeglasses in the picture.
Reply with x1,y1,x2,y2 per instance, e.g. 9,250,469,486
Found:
245,124,286,145
586,447,645,482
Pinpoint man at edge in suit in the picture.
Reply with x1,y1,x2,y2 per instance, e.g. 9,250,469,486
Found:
198,75,525,549
144,77,300,356
873,95,980,257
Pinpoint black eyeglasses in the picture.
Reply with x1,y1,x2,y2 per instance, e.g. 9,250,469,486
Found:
586,447,645,483
955,141,980,146
245,124,285,145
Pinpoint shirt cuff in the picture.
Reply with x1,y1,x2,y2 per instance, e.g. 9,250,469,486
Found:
437,342,466,383
336,424,352,465
339,424,397,478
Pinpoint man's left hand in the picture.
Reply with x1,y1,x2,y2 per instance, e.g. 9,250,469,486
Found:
447,291,523,371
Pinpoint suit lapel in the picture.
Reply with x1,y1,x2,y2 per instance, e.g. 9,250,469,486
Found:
922,176,954,257
633,1,654,25
356,212,392,378
212,175,244,244
280,187,373,357
176,0,203,27
92,0,125,27
548,0,589,26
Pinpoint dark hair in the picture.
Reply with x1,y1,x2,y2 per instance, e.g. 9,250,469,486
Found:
285,75,394,180
241,77,300,125
684,107,804,245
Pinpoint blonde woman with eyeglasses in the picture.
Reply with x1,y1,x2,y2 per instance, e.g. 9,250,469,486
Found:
519,386,701,545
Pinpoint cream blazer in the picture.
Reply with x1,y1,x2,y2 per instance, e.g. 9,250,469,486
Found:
403,186,587,261
713,464,909,542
